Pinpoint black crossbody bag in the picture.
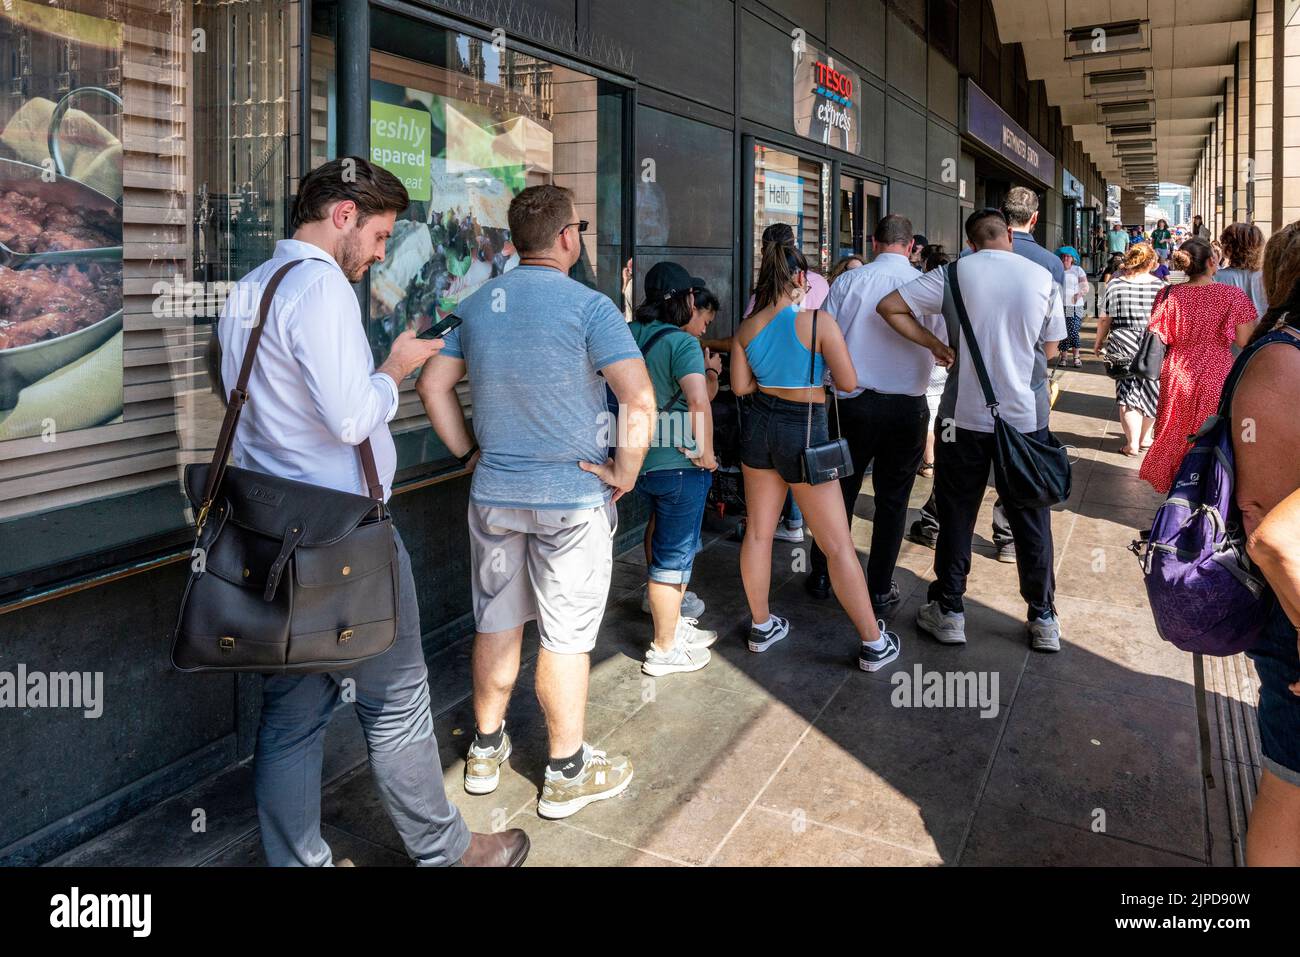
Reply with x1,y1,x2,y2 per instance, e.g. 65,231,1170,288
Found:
800,308,853,485
947,261,1071,509
1129,286,1171,380
171,260,400,674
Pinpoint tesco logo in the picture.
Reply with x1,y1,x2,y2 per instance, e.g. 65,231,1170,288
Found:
814,61,852,99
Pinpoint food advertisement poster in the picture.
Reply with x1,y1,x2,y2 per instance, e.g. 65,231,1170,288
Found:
368,79,548,355
0,0,123,442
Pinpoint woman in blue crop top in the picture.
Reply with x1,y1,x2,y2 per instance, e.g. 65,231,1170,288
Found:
728,240,899,667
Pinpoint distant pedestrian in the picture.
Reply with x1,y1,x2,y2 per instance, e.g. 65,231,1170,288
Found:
1056,246,1088,368
1139,238,1260,493
827,254,865,285
1108,222,1129,255
1217,222,1266,320
909,233,929,269
1191,214,1211,240
1093,242,1163,456
1150,218,1173,261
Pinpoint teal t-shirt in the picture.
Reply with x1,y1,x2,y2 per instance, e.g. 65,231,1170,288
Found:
629,319,706,473
1108,230,1129,253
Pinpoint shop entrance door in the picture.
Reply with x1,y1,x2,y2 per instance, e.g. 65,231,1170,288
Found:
837,173,883,262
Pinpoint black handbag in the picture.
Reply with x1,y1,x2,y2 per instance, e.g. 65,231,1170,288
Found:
800,309,854,485
1129,286,1170,380
947,261,1072,510
171,260,400,674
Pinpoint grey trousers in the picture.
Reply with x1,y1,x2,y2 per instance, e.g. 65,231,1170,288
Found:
253,529,471,866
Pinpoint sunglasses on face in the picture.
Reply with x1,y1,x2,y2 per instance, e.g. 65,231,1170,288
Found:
561,220,590,235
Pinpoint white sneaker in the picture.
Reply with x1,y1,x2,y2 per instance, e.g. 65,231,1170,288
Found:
677,616,718,649
642,638,711,676
1027,614,1062,652
916,600,967,645
773,521,805,543
641,588,706,618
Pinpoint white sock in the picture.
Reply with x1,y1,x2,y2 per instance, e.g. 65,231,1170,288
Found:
753,615,773,631
864,635,888,651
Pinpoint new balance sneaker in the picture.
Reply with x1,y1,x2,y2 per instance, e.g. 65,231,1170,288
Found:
464,730,512,795
916,600,967,645
642,638,711,676
642,588,705,618
859,623,901,672
537,745,634,820
773,521,805,543
748,614,790,653
1027,613,1062,652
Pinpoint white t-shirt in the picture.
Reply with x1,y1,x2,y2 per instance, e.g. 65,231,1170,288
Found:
896,249,1065,434
1062,264,1087,308
823,252,947,398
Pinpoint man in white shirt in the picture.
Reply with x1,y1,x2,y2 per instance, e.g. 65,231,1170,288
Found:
878,207,1066,652
804,214,946,616
218,156,528,867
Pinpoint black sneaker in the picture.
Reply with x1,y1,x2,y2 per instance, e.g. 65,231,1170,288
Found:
871,581,901,617
859,624,901,672
804,571,831,600
748,615,790,653
906,520,937,549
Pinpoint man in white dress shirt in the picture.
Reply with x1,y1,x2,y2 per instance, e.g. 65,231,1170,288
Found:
804,214,946,617
217,156,527,867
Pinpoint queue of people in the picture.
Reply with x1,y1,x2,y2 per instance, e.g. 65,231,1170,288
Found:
209,153,1300,868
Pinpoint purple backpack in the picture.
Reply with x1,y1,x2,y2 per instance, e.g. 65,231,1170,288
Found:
1133,329,1299,655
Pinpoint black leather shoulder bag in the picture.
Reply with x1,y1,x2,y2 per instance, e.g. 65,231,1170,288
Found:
1129,285,1171,380
171,259,400,673
947,260,1071,510
800,308,854,485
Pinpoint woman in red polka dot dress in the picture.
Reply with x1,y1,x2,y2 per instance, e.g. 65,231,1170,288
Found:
1140,238,1259,494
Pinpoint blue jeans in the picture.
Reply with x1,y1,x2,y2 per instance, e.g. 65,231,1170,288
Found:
635,467,711,585
253,529,471,866
782,490,803,529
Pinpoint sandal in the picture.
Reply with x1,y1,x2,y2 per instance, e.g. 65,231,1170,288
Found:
1072,356,1083,368
918,463,934,478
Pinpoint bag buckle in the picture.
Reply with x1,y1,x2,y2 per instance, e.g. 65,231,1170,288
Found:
338,628,354,645
194,501,212,534
218,636,235,653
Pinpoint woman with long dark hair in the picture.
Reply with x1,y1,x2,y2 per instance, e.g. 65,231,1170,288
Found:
1229,221,1300,863
1139,238,1260,493
730,240,900,671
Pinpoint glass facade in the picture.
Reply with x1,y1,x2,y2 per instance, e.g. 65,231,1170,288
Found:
751,143,829,287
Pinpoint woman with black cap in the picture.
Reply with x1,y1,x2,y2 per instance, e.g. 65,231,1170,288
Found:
629,261,720,676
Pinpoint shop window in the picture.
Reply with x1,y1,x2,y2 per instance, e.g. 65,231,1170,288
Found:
310,6,629,479
751,144,829,292
0,0,293,602
838,175,883,260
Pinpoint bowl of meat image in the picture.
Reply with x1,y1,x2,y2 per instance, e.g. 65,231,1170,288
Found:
0,159,122,411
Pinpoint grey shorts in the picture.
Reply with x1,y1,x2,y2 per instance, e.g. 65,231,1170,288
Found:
467,500,618,654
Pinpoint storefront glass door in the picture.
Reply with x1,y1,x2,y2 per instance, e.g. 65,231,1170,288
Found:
838,174,882,261
751,143,829,284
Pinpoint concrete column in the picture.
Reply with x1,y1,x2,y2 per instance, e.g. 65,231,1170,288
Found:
1237,42,1251,221
1281,11,1300,227
1255,0,1275,234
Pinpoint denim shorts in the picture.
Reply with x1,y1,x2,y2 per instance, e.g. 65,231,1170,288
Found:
635,467,711,585
740,391,828,484
1247,600,1300,786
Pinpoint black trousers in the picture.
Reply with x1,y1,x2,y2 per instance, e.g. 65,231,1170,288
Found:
810,390,928,597
918,491,1014,547
926,426,1055,620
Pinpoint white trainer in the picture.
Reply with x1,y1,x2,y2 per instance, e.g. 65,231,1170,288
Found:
916,600,967,645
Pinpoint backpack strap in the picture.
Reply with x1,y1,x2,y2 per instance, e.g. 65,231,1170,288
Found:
1217,327,1300,419
640,325,692,413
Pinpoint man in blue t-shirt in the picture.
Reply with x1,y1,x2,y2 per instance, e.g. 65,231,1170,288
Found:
417,184,655,821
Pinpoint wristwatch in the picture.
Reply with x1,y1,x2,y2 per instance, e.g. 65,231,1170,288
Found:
456,444,479,466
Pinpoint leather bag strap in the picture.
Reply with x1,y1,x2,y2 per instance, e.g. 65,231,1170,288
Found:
803,307,841,446
197,260,383,531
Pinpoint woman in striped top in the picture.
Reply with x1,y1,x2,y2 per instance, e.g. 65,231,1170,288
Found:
1093,242,1164,456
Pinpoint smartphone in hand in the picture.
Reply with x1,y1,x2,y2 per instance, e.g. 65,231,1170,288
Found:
418,313,463,340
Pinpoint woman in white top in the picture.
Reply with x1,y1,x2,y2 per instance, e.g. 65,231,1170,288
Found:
1056,246,1089,368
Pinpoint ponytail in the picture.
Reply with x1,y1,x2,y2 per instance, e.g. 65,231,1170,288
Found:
749,239,807,317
